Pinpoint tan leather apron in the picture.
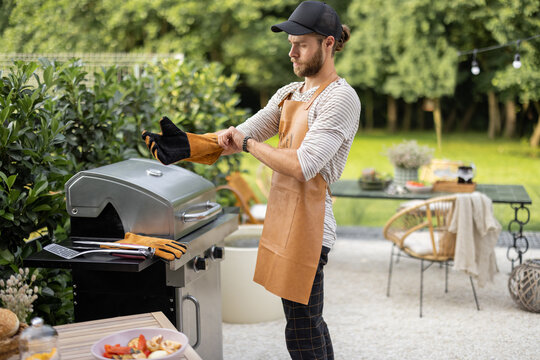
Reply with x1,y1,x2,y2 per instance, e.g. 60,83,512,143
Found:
253,78,336,305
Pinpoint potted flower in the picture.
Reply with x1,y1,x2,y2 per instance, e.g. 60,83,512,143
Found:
386,140,434,186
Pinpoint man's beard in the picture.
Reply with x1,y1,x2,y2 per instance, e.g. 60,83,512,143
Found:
293,44,324,78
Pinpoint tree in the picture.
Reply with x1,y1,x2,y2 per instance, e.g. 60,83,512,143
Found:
488,0,540,146
0,0,309,106
339,0,458,147
0,0,17,37
336,0,393,131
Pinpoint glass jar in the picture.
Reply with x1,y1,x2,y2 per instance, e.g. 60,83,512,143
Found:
19,317,60,360
457,166,474,184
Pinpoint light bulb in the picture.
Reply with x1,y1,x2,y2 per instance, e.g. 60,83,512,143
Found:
471,60,480,75
513,53,521,69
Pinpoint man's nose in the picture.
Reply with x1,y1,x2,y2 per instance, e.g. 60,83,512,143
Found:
289,45,298,58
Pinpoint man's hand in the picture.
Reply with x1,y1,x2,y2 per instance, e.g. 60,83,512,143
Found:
217,126,245,154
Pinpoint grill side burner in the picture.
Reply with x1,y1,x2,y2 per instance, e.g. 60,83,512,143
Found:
24,159,238,360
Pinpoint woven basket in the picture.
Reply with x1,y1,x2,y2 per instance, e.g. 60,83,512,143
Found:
508,259,540,313
0,323,28,360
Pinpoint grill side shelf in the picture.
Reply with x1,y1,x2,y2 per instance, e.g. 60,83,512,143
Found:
23,213,238,273
23,240,158,272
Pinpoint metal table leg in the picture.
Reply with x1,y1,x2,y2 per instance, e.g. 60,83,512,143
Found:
506,203,530,270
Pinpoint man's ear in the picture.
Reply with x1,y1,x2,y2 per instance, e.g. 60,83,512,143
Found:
325,36,335,49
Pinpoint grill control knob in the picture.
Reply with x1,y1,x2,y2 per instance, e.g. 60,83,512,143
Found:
210,246,225,261
193,256,208,272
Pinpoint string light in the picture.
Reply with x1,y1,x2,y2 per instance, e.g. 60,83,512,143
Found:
458,34,540,74
512,40,522,69
471,49,480,75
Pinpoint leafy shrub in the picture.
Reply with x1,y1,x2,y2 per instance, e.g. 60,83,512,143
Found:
0,61,74,324
149,59,246,182
0,61,70,255
0,58,249,325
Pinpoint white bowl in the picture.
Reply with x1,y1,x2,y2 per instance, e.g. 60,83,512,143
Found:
405,184,433,193
91,327,188,359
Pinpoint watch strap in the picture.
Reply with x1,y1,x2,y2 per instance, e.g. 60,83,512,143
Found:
242,136,252,153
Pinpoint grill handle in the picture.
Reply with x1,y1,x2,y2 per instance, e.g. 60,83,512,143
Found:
178,201,221,223
183,294,201,349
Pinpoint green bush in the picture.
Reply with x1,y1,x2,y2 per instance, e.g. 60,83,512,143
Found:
55,61,133,171
0,61,74,324
0,61,70,256
0,58,249,324
150,59,246,182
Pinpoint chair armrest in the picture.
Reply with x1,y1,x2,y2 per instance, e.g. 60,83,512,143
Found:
383,195,456,256
216,185,262,224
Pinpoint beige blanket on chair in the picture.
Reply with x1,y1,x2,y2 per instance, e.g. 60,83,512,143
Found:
448,192,501,287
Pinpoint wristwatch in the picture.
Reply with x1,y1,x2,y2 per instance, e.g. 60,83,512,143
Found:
242,136,252,153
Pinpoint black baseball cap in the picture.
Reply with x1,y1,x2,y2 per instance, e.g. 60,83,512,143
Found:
271,1,342,41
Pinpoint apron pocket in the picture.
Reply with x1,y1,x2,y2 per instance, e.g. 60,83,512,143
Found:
261,186,299,249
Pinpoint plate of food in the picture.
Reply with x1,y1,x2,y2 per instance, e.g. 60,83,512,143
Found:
359,168,392,190
91,328,188,359
405,181,433,193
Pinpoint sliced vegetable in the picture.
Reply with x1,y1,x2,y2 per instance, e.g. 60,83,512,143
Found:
101,333,181,359
137,334,151,357
103,344,133,356
406,181,426,187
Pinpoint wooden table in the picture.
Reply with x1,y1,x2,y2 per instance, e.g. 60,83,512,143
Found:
330,180,533,266
10,312,202,360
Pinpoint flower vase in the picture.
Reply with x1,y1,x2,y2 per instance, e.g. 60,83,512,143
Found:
394,166,418,187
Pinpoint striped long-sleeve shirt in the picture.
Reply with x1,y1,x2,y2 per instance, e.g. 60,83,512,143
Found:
237,78,361,249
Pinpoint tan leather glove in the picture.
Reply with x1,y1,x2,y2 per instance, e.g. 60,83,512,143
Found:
119,232,187,261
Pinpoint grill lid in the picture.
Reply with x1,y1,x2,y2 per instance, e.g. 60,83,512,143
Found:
65,158,219,240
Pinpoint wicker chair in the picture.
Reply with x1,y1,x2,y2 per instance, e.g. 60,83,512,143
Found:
382,195,480,317
216,172,266,224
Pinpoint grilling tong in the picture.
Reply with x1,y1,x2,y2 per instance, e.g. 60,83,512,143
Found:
44,241,155,259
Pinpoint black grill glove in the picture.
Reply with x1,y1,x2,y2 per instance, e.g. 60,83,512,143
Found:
142,116,190,165
142,117,223,165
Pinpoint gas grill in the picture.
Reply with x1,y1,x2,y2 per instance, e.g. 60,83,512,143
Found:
24,158,238,360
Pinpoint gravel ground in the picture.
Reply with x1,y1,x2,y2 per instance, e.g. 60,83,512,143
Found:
336,226,540,248
222,236,540,360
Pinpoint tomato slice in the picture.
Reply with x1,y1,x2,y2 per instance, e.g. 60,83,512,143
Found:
138,334,148,352
105,345,132,355
406,181,425,187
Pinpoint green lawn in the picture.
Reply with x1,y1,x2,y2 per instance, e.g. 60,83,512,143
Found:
238,131,540,231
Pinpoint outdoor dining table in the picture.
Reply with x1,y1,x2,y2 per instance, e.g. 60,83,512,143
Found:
330,180,533,267
9,312,202,360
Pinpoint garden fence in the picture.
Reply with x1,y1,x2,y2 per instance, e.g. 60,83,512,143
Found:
0,52,183,83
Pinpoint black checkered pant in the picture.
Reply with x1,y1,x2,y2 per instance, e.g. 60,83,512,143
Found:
282,246,333,360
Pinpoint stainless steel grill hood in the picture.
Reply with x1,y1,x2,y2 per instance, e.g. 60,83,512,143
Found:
65,158,221,240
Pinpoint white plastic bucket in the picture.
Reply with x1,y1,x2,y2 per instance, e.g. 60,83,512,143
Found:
221,225,283,323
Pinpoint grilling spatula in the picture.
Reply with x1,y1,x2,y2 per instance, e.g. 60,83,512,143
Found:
44,243,154,259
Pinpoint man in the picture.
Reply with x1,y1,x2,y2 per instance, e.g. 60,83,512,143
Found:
217,2,360,359
143,1,360,358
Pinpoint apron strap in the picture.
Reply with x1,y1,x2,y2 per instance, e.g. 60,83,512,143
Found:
304,76,339,110
279,82,306,108
278,92,293,108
